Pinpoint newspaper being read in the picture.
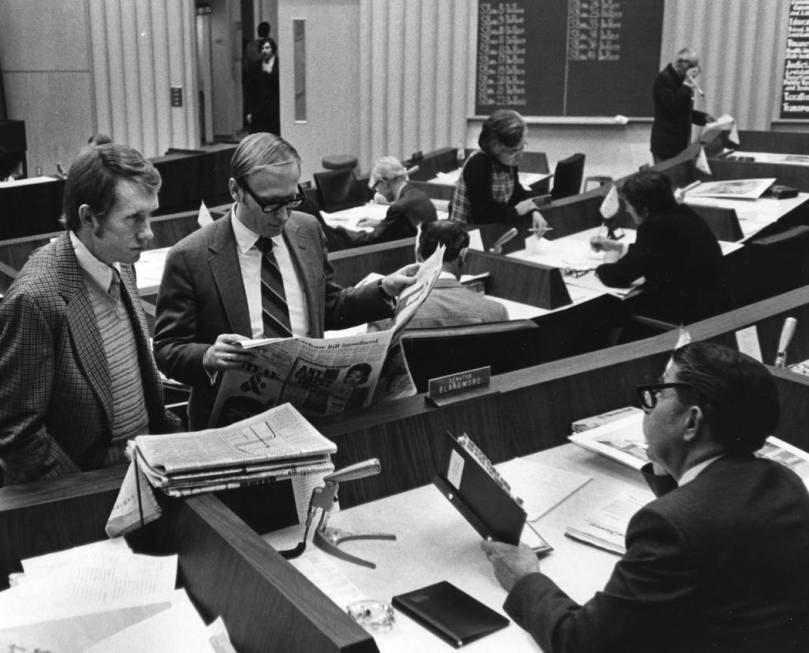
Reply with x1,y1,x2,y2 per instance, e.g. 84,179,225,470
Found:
209,245,444,426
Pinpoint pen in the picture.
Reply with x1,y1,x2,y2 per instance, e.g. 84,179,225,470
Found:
528,227,554,233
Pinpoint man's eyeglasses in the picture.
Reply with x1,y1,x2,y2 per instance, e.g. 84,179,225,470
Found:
635,382,696,411
239,178,305,213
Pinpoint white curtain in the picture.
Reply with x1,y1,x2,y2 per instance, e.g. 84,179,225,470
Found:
358,0,475,167
661,0,789,130
88,0,199,157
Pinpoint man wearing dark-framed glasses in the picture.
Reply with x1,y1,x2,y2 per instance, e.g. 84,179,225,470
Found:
153,132,419,429
483,342,809,652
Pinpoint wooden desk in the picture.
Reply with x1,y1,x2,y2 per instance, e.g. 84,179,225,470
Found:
684,192,809,241
734,130,809,155
311,284,809,508
5,285,809,649
0,467,377,652
0,176,65,239
465,249,571,310
267,443,645,652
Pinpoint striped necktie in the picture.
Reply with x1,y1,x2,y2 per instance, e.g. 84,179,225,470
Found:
255,236,292,338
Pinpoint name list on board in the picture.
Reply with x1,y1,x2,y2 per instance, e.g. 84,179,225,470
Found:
568,0,623,62
781,0,809,118
475,0,662,117
478,2,528,108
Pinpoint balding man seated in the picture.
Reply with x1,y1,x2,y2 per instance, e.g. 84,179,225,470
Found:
332,156,437,247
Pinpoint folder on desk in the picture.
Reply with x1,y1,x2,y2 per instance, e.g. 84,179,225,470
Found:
433,431,551,554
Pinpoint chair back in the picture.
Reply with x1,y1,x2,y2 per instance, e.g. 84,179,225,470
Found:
520,151,549,174
401,319,542,392
313,168,368,212
550,153,585,200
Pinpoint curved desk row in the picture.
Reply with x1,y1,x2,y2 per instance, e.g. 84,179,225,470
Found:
3,285,809,651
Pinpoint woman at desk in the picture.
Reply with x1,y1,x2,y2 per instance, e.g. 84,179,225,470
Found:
450,109,546,228
590,169,725,324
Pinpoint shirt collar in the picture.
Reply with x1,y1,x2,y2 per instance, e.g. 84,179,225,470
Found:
69,230,120,291
679,454,723,486
231,205,282,254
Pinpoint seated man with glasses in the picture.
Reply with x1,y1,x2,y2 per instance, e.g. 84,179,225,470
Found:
483,341,809,653
330,156,437,248
153,133,419,429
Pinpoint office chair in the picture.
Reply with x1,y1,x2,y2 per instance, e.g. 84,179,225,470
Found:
520,151,550,174
550,153,585,200
400,319,542,392
313,168,369,213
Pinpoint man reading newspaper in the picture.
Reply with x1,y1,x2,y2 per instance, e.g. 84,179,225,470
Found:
209,243,445,426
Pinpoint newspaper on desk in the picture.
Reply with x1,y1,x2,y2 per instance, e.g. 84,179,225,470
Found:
131,403,336,494
208,244,444,425
106,404,338,535
568,407,809,488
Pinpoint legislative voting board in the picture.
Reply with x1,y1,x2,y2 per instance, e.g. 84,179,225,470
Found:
476,0,664,117
782,0,809,118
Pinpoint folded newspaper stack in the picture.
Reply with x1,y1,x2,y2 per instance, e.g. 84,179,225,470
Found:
130,403,336,497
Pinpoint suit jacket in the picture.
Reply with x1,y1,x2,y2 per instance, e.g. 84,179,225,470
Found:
0,234,177,485
153,211,393,429
651,63,709,160
504,456,809,653
595,204,725,323
369,276,509,331
338,184,438,247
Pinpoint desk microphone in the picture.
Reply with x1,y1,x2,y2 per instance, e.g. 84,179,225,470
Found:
490,227,518,254
774,317,797,368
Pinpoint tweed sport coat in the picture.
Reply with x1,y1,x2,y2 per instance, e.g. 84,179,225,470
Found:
0,233,178,484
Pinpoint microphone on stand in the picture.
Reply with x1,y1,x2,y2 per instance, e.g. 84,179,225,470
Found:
774,317,797,368
490,227,518,255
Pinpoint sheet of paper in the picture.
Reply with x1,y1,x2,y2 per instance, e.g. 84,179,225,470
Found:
208,617,238,653
1,548,177,627
86,589,215,653
496,458,592,521
735,325,763,362
566,490,652,555
0,600,172,653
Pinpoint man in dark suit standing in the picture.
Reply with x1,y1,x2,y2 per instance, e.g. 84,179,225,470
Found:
0,144,180,484
483,342,809,652
651,48,715,163
153,133,418,429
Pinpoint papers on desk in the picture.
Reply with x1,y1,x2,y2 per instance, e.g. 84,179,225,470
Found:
0,538,232,652
497,457,591,521
568,411,649,470
565,490,651,555
685,178,776,201
427,168,550,191
0,175,60,189
724,151,809,167
320,202,390,232
569,407,809,489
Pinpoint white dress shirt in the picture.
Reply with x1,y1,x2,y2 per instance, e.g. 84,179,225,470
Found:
231,209,309,338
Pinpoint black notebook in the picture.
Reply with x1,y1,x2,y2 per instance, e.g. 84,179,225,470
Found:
392,581,509,648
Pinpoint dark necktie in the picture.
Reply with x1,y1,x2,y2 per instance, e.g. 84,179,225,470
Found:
255,236,292,338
